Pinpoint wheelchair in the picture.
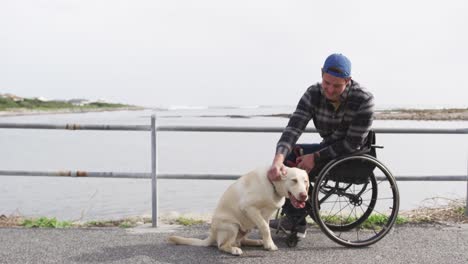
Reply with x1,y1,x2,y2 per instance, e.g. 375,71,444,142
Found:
275,131,400,248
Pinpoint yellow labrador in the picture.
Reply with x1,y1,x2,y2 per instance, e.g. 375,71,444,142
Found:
168,166,309,255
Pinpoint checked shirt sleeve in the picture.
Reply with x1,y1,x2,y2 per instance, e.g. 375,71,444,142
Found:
276,87,314,158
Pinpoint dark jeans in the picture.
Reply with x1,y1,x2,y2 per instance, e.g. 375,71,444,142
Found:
282,143,327,224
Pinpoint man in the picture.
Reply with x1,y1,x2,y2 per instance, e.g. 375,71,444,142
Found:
267,53,375,238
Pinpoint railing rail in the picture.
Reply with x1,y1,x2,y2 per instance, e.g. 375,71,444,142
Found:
0,171,466,181
145,125,468,134
2,123,468,134
1,117,467,223
0,123,151,131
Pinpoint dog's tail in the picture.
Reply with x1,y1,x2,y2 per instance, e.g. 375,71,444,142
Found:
168,234,214,247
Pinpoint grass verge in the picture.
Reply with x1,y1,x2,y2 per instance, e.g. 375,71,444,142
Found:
1,200,466,229
173,216,205,226
400,199,467,224
0,215,153,229
22,217,72,228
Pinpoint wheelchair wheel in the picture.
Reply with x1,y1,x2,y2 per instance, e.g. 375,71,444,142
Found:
311,175,378,232
310,155,400,247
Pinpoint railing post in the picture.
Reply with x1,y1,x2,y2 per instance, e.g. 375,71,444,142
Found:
151,115,158,227
466,154,468,216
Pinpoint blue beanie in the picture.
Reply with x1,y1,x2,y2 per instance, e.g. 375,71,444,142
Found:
322,53,351,78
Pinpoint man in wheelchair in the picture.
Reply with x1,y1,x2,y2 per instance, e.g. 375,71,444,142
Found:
267,53,375,238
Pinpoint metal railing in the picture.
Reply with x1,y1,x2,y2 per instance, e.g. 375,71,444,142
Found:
0,117,158,227
1,116,468,225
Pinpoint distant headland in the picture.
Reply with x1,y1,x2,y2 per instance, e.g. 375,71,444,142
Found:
0,93,144,117
1,93,467,120
259,108,468,121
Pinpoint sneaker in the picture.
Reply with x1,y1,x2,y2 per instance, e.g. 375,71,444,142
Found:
269,217,307,238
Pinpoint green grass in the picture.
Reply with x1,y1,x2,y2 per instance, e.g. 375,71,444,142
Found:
82,220,118,227
361,214,408,229
81,217,152,228
455,206,466,215
21,217,72,228
118,221,134,228
174,216,205,226
318,214,408,229
18,217,142,229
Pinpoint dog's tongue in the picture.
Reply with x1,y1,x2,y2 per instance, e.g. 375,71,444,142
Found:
292,200,306,209
289,194,306,209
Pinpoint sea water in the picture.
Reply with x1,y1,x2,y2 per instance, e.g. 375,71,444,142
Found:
0,107,467,221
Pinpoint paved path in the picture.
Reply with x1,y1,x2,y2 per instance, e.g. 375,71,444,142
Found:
1,223,467,264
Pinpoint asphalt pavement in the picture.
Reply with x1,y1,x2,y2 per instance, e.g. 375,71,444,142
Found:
1,223,467,264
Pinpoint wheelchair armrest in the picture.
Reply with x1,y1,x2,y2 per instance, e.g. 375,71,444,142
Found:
350,147,372,156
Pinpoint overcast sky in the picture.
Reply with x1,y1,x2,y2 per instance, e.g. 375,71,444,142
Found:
1,0,467,108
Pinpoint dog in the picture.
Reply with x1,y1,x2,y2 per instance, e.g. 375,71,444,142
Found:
168,166,309,255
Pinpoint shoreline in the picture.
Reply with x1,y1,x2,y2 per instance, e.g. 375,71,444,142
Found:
0,106,147,117
375,108,468,121
256,108,468,121
0,107,467,121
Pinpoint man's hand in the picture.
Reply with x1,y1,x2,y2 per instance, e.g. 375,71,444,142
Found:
267,154,287,181
267,163,287,181
296,153,316,173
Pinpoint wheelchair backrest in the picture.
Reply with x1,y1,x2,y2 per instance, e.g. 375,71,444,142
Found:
364,130,377,158
326,130,378,184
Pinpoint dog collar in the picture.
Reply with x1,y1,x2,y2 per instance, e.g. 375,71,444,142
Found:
268,179,281,197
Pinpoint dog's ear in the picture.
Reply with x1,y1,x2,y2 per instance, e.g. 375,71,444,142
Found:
279,168,288,180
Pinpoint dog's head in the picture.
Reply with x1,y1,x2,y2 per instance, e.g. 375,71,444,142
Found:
280,167,309,209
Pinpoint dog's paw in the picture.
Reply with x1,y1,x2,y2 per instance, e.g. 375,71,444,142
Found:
231,247,243,256
264,241,278,251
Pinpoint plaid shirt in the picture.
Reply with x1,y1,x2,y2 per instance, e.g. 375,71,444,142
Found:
276,80,375,162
